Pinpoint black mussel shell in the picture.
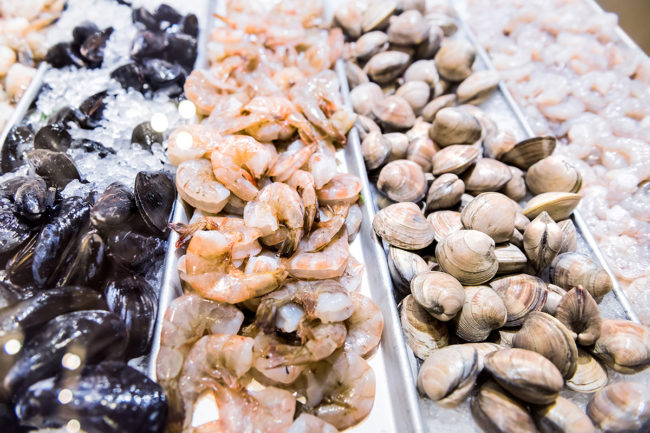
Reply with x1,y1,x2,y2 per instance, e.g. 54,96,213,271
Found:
132,7,159,32
0,176,27,200
134,171,175,233
0,286,106,335
33,123,72,152
72,21,100,49
13,176,55,221
164,32,197,70
104,275,157,358
57,231,108,288
0,400,20,433
1,125,34,174
26,149,81,189
110,62,145,92
131,121,162,151
48,105,87,128
15,361,167,433
155,4,183,26
131,30,168,60
142,58,185,91
79,90,108,129
91,182,136,230
70,138,116,157
106,230,165,271
5,234,38,287
45,42,86,68
0,281,22,310
0,207,31,265
80,27,114,68
181,13,199,38
3,310,127,398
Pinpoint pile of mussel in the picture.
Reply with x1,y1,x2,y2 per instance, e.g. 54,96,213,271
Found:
335,1,650,432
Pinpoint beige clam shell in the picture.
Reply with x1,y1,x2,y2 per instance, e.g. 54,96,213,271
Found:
372,95,416,130
549,252,613,302
494,243,528,274
401,294,449,360
396,81,430,115
526,155,583,195
373,202,435,250
436,230,499,285
355,115,381,141
462,158,513,193
334,3,363,38
361,0,397,32
499,135,557,170
567,349,608,394
384,132,410,162
471,381,537,433
387,9,429,46
365,51,410,85
427,210,462,243
556,286,602,346
422,94,457,123
431,144,480,175
434,39,476,82
457,70,500,105
350,82,384,116
361,131,391,170
404,59,440,89
377,159,427,202
454,285,507,342
425,173,464,212
523,211,563,272
543,283,567,316
461,192,517,243
388,246,430,297
418,345,479,407
523,192,582,221
351,31,389,62
345,60,369,89
411,271,465,321
489,274,548,327
592,319,650,374
587,382,650,433
406,136,436,172
429,107,482,147
558,219,578,254
533,396,596,433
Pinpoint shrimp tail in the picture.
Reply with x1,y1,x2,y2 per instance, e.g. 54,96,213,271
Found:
304,203,317,234
279,228,303,257
255,299,280,333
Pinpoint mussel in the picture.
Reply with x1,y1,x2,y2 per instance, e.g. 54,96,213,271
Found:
134,171,175,234
26,149,81,189
1,125,34,174
131,121,163,151
57,230,108,288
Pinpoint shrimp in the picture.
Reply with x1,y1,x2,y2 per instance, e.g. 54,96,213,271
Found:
287,414,338,433
287,170,318,233
167,125,220,166
211,135,277,201
344,293,383,357
156,294,244,433
336,255,364,292
244,182,305,256
285,229,350,280
252,331,306,385
301,204,349,252
317,173,362,205
309,141,338,189
184,69,230,115
5,63,35,103
345,203,363,242
270,141,317,183
176,159,230,215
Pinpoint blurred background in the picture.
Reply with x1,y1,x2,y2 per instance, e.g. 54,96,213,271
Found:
598,0,650,53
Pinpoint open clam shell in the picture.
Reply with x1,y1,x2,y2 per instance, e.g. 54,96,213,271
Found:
499,136,556,170
522,191,582,221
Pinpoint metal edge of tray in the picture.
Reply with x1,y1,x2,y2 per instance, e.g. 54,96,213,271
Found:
335,59,427,433
0,62,48,153
454,9,641,324
146,0,216,380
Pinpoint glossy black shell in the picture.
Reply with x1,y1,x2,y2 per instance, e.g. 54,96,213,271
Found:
26,149,81,189
131,121,162,150
90,182,136,230
134,171,174,233
34,123,72,152
1,125,34,174
57,230,108,289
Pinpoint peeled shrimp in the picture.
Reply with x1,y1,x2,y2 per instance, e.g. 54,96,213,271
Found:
336,255,365,292
244,182,305,256
269,140,317,182
253,331,306,385
168,124,220,166
287,414,338,433
285,229,350,279
287,169,318,233
344,293,383,357
5,63,35,103
317,173,362,205
184,69,233,115
176,159,230,214
345,203,363,242
301,203,349,252
309,141,338,189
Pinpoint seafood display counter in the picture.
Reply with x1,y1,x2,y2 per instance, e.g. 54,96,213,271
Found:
0,0,649,433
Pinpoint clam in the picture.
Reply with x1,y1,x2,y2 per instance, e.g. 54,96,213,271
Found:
387,10,429,46
377,160,427,202
557,219,578,254
471,381,537,433
427,210,462,243
401,294,449,359
499,136,557,170
436,230,498,285
526,155,582,195
355,115,381,141
458,193,474,212
411,271,464,321
335,3,363,38
365,51,410,85
461,159,513,193
406,136,435,171
405,118,432,141
555,286,602,346
351,31,389,62
373,202,435,250
533,396,596,433
514,212,530,232
523,211,563,272
361,0,397,32
484,128,516,160
485,348,563,405
495,243,527,274
388,246,430,297
422,94,457,123
417,345,478,407
404,59,439,88
464,342,502,372
384,132,410,161
344,60,369,88
395,81,430,114
350,82,384,116
361,131,391,170
587,382,650,433
567,349,607,394
543,283,567,315
489,274,548,327
457,71,500,105
429,107,482,147
523,191,582,221
434,39,476,82
455,285,507,342
549,252,613,301
425,12,458,37
398,0,426,13
416,25,444,59
372,95,416,130
498,329,517,348
592,319,650,373
461,192,517,243
512,311,578,379
431,144,480,175
425,173,464,212
499,166,527,202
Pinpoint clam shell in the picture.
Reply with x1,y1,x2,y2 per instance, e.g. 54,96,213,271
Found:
558,219,578,254
354,115,381,141
377,159,427,202
373,202,435,250
345,60,369,88
526,155,583,195
587,382,650,433
411,271,464,321
533,396,596,433
396,81,430,115
427,210,462,243
425,173,464,212
425,12,457,37
351,31,389,62
335,3,363,38
485,348,563,405
499,167,526,201
418,345,478,407
495,243,527,274
384,132,410,162
431,144,480,175
429,107,482,147
461,192,517,243
361,131,391,170
471,381,537,433
464,342,502,372
436,230,498,285
461,158,513,193
388,246,430,297
556,286,602,346
549,252,613,302
489,274,548,327
523,211,563,272
567,349,608,394
515,212,530,232
387,9,429,46
403,59,439,88
350,82,384,116
592,319,650,374
361,0,397,32
484,128,516,160
401,294,449,359
406,136,436,171
372,95,416,130
499,136,557,170
434,39,476,82
454,285,507,342
456,70,500,105
512,311,578,379
422,94,457,123
416,24,444,59
365,51,410,85
543,283,567,316
523,191,582,221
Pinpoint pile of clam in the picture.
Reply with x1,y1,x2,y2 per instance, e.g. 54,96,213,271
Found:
335,1,650,431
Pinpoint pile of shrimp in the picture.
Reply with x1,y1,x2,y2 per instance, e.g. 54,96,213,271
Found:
463,0,650,323
0,0,64,130
156,1,383,432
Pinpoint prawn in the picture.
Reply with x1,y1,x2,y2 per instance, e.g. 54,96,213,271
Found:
252,330,306,386
270,141,317,183
285,229,350,280
301,203,349,252
287,169,318,233
344,293,384,357
309,141,338,189
184,69,232,115
287,414,338,433
167,125,220,167
317,173,362,205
